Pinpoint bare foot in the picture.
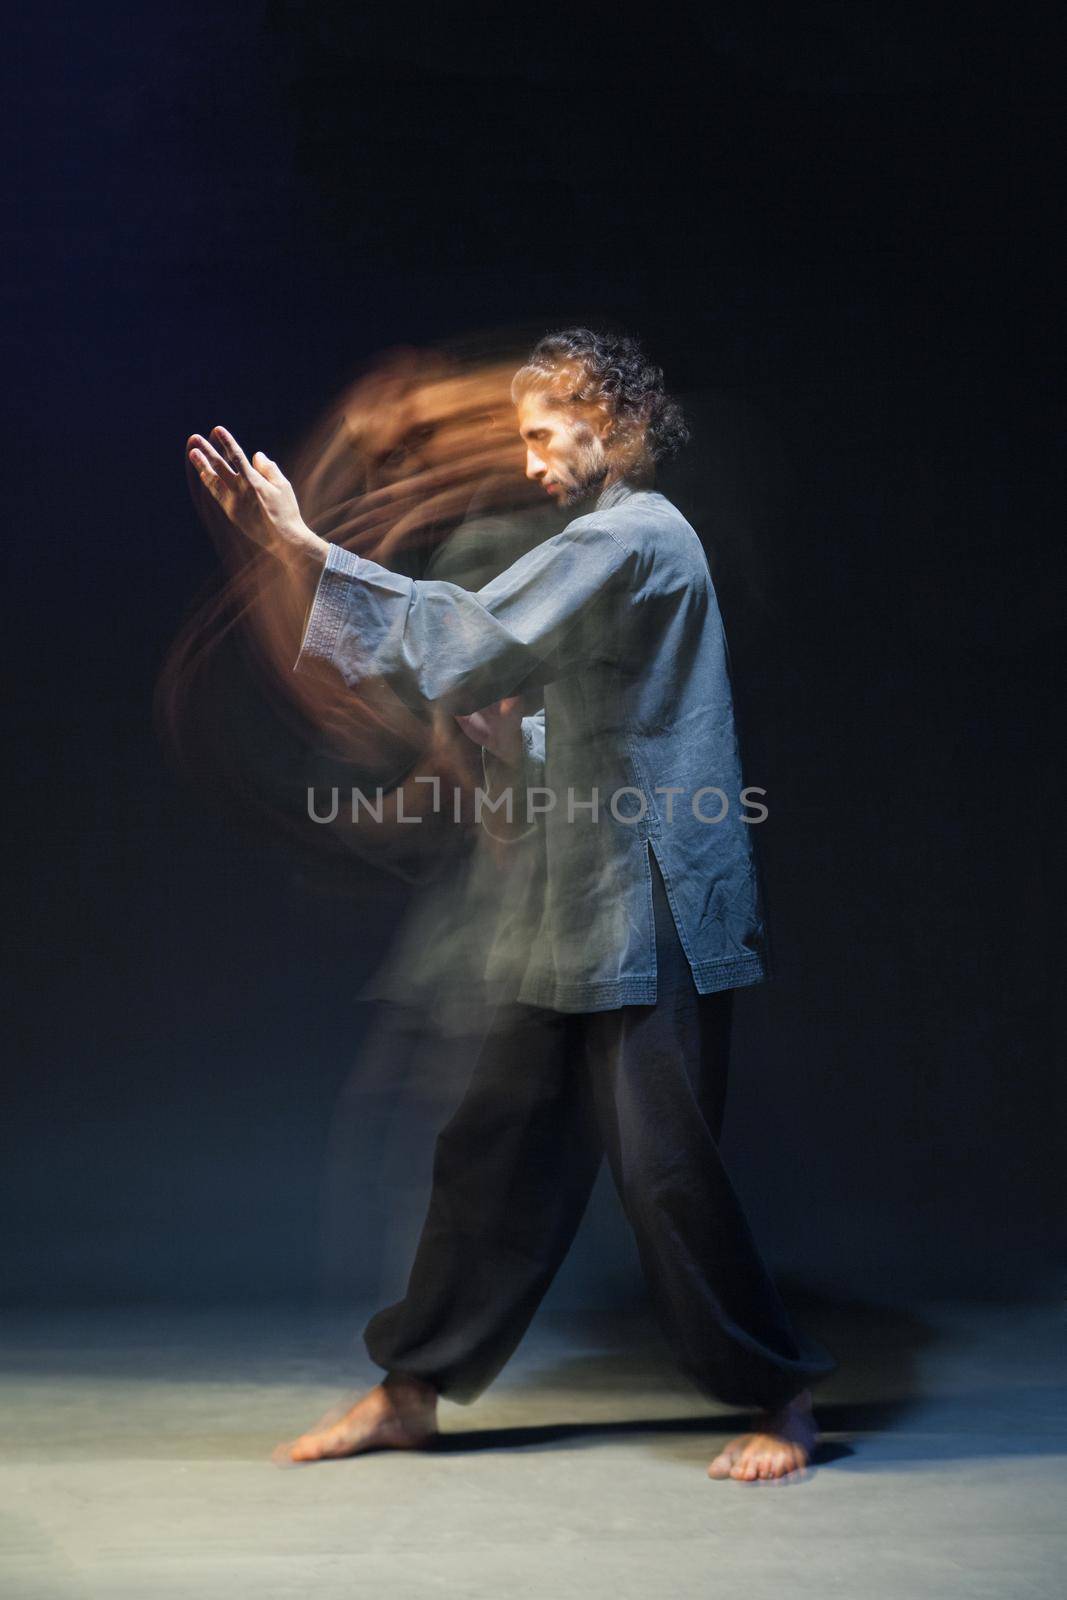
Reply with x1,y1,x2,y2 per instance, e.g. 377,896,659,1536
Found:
707,1389,817,1484
272,1374,438,1465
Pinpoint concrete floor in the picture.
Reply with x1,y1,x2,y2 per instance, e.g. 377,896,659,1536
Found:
1,1298,1063,1599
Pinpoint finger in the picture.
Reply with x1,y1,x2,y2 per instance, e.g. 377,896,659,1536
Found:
188,434,241,491
188,450,229,502
454,717,486,745
211,425,256,481
252,450,286,485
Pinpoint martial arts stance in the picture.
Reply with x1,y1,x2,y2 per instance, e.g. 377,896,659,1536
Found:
187,328,834,1482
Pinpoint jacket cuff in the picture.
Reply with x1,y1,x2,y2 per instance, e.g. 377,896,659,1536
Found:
293,542,364,675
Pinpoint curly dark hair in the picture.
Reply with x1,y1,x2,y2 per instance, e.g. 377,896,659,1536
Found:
511,327,689,473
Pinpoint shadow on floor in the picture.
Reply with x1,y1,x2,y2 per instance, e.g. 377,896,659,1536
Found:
431,1415,855,1465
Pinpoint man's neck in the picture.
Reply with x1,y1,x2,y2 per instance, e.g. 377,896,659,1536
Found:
594,477,640,512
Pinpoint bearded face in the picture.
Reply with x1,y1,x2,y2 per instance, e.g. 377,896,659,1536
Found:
516,391,614,510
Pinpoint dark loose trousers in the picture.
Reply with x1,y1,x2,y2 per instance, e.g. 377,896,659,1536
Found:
365,858,835,1410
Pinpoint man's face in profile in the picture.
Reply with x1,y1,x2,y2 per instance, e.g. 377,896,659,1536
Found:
516,389,610,510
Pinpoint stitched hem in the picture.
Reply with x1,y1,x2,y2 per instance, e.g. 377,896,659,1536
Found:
518,974,660,1012
691,951,768,994
292,543,362,674
517,949,767,1013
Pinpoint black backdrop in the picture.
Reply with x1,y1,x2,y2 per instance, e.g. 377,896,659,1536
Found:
6,3,1064,1310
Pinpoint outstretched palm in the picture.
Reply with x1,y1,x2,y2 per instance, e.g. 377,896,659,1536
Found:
186,425,326,568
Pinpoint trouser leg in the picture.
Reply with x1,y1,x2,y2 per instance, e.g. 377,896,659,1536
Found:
364,1000,603,1402
584,856,836,1411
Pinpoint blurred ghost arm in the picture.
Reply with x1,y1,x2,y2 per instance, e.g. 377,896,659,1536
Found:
475,704,547,847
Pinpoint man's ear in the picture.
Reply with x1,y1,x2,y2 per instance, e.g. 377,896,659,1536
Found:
590,401,615,443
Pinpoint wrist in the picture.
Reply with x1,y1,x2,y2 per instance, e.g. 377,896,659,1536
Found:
281,525,329,571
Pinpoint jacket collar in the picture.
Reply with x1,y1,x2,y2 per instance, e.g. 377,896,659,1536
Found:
594,478,641,512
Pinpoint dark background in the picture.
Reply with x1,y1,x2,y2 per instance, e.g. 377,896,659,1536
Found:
6,3,1064,1314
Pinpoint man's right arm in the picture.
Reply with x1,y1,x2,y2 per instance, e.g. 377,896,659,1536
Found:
467,702,542,843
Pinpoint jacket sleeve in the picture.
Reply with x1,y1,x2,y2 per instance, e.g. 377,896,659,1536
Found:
293,514,635,715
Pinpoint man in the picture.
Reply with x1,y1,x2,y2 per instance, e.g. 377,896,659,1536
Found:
187,328,835,1483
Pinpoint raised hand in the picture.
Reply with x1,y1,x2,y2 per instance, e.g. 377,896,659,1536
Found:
186,425,328,570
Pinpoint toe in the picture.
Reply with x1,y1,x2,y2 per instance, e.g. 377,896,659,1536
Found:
769,1444,809,1483
708,1436,748,1479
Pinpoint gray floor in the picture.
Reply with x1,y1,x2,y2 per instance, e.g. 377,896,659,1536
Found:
1,1299,1063,1599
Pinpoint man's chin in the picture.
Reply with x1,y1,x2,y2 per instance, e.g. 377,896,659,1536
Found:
560,479,605,512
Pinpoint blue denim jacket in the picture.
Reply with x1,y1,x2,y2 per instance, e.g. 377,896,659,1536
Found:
295,480,767,1010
